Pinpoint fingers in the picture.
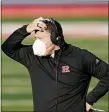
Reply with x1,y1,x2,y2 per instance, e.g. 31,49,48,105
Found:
26,17,47,33
26,23,41,33
33,17,44,23
33,17,47,30
86,102,92,112
36,21,47,31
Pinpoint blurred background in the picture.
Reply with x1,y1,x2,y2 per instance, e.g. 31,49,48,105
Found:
2,0,108,111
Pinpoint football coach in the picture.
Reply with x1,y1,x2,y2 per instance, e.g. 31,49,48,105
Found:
2,17,109,112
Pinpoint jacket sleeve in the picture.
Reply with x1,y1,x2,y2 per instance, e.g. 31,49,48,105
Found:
82,49,109,105
1,25,34,67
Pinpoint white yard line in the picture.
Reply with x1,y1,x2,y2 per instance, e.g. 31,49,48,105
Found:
2,100,33,106
2,22,108,38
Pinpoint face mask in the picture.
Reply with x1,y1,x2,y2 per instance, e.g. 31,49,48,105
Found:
32,39,46,56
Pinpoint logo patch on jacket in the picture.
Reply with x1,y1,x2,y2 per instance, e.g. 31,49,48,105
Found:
62,66,70,73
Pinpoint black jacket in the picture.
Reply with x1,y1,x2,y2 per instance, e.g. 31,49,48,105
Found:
2,25,109,112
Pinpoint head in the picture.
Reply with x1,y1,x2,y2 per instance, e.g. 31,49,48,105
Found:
33,18,65,56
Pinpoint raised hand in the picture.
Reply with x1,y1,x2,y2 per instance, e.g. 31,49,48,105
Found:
26,17,47,33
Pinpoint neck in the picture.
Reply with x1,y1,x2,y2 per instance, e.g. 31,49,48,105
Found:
55,45,60,51
51,45,60,54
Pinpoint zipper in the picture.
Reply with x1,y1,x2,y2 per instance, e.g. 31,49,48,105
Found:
55,50,62,111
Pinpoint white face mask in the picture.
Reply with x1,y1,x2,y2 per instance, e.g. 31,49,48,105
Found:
32,39,46,56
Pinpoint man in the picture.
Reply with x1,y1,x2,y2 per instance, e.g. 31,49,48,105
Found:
2,17,109,112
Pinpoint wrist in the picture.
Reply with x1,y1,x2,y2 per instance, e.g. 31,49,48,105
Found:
19,25,30,36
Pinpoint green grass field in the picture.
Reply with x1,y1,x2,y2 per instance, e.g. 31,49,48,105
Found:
2,38,108,111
